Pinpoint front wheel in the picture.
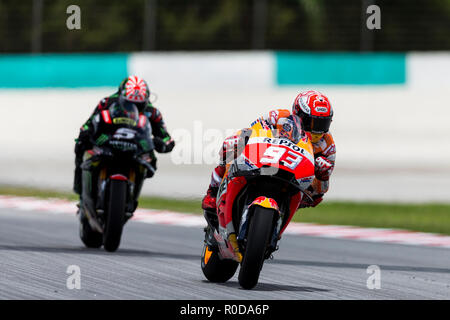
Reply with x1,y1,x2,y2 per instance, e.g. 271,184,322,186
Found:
238,206,275,289
201,243,239,283
103,179,127,252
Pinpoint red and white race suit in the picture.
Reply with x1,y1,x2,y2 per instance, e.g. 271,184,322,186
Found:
261,109,336,202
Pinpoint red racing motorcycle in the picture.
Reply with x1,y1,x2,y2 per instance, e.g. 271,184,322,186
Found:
201,115,316,289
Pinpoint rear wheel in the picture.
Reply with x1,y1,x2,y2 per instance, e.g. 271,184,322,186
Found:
238,206,275,289
201,243,239,283
103,180,127,252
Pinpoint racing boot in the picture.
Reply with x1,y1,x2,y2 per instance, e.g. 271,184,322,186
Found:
73,166,82,195
74,156,85,221
202,186,219,227
73,150,84,195
202,186,219,249
203,224,218,251
202,186,218,212
201,165,226,213
76,198,87,223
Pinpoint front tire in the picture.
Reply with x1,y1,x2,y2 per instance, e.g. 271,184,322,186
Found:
103,179,127,252
238,206,275,289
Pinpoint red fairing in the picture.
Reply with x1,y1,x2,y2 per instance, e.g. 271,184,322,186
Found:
110,174,128,181
217,176,247,229
280,192,302,236
243,141,315,179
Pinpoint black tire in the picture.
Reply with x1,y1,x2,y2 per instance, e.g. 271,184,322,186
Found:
238,206,275,289
103,179,126,252
201,243,239,283
79,218,103,248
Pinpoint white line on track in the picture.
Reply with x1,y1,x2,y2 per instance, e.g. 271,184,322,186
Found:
0,195,449,249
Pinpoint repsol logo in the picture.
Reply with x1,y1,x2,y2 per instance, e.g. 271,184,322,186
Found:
263,138,303,153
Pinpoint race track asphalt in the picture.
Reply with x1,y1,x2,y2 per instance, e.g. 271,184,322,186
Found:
0,207,449,300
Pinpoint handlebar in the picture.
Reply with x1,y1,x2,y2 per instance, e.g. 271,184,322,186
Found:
80,147,155,177
134,155,156,177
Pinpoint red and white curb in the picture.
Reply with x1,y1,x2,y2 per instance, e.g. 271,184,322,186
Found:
1,195,450,249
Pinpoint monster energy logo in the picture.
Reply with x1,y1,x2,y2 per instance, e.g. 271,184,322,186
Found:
95,134,109,146
109,140,137,151
139,139,150,152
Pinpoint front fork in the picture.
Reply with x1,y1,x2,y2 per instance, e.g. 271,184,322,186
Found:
236,197,282,260
97,168,138,221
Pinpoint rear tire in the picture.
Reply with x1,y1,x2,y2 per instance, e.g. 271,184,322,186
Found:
238,206,275,289
201,243,239,283
79,218,103,248
103,179,127,252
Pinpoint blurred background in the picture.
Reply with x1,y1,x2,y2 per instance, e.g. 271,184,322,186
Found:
0,0,449,201
1,0,449,52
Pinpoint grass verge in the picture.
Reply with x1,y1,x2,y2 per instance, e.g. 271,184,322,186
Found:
1,185,449,235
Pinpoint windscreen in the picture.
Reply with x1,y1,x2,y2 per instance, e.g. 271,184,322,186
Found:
275,115,304,144
109,101,139,127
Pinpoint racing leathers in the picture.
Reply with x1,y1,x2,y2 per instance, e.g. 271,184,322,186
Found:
202,109,336,211
73,92,175,194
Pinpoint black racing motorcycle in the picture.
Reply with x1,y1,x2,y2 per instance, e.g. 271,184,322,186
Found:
78,102,156,252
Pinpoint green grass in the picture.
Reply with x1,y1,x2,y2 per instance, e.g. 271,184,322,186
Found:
1,185,449,235
0,185,202,214
0,186,79,201
297,202,450,235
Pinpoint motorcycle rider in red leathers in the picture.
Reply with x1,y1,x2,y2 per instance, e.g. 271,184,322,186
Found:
202,90,336,233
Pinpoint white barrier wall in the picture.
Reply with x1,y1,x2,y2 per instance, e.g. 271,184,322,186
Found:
128,52,274,89
407,52,450,88
129,52,450,89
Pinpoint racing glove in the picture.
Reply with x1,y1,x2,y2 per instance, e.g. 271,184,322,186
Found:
154,137,175,153
298,194,323,208
315,156,334,181
138,152,157,178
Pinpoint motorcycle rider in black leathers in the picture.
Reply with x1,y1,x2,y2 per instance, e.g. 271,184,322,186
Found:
73,75,175,196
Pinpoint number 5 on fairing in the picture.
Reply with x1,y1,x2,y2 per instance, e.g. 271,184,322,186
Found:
113,128,136,140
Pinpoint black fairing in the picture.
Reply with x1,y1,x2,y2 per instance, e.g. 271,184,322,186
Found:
81,112,155,227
